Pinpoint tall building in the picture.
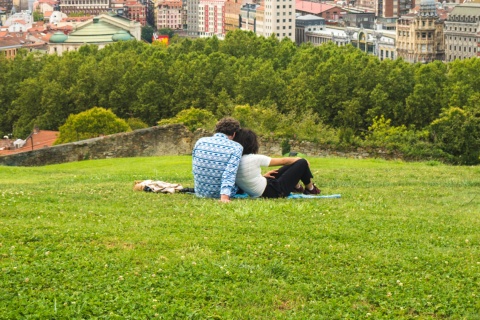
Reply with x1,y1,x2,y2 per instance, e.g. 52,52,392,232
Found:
260,0,295,41
186,0,200,36
376,0,415,18
444,2,480,62
156,0,183,30
198,0,226,38
396,0,444,63
224,0,242,33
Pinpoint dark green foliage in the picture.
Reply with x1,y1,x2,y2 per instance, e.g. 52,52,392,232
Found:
141,25,155,43
0,32,479,164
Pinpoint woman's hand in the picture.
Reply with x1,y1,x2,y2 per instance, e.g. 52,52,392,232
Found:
263,169,279,178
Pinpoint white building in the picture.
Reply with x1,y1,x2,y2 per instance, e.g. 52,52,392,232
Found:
198,0,226,38
3,10,33,32
260,0,295,42
305,26,397,60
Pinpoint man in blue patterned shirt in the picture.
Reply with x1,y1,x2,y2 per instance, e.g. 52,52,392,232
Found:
192,117,243,203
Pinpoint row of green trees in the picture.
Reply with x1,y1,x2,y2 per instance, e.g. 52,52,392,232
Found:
1,30,479,164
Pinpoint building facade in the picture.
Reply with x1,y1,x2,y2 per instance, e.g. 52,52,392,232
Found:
396,0,444,63
224,0,241,33
376,0,415,18
444,2,480,62
198,0,226,38
59,0,109,15
261,0,295,41
186,0,200,36
124,1,146,26
295,14,325,45
156,0,183,30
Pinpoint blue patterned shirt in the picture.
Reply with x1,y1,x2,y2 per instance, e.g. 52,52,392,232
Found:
192,133,243,199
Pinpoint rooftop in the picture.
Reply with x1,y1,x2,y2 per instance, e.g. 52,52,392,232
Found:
0,130,59,155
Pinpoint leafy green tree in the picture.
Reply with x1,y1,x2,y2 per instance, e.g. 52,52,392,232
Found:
127,117,149,130
142,25,155,43
158,28,175,39
429,107,480,165
33,10,43,22
158,107,216,132
54,107,131,144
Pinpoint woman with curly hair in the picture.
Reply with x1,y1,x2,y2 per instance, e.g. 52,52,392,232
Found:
233,128,321,198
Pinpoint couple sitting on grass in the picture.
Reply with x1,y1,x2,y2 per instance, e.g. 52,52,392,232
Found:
192,117,321,203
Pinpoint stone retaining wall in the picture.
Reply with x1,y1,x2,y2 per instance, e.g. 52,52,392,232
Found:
0,124,401,167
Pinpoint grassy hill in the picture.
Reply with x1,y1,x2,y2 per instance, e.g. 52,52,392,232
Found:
1,156,479,318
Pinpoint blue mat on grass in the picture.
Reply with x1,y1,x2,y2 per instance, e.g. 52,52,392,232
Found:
233,193,341,199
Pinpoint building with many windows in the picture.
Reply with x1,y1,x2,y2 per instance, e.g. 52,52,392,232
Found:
198,0,226,38
396,0,444,63
186,0,200,36
156,0,183,30
260,0,295,41
59,0,109,15
376,0,415,18
444,2,480,62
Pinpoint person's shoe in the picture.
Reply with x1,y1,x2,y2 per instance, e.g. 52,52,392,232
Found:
293,184,304,193
304,184,321,195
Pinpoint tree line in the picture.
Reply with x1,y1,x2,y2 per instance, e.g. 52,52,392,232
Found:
0,30,479,164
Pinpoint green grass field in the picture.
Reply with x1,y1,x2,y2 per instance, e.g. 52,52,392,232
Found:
1,156,479,319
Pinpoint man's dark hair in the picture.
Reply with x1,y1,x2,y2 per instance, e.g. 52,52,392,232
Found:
233,128,259,155
215,117,241,136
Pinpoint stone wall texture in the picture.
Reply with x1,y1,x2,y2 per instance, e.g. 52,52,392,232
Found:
0,124,401,167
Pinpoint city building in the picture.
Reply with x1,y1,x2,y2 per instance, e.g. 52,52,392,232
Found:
376,0,415,18
260,0,295,41
48,13,141,55
343,12,375,29
444,2,480,62
59,0,109,15
224,0,242,33
240,3,258,32
305,25,396,59
396,0,444,63
295,13,325,45
295,0,342,21
186,0,200,36
0,0,13,13
124,0,146,26
198,0,226,38
156,0,183,30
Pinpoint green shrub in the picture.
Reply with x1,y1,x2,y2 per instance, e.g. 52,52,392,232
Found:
126,118,149,130
429,107,480,165
54,107,131,145
158,108,216,132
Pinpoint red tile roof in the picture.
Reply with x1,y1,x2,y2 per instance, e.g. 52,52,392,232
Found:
296,0,336,14
0,130,59,155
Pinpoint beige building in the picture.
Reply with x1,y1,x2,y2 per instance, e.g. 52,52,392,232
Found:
396,0,444,63
444,2,480,62
156,0,183,30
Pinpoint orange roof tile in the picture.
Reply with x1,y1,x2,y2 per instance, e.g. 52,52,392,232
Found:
0,130,59,156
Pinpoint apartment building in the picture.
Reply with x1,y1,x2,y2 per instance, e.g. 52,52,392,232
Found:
444,2,480,62
156,0,183,30
198,0,226,38
59,0,109,15
260,0,295,41
396,0,444,63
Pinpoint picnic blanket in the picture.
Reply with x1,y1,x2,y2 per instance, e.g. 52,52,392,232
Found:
233,193,341,199
133,180,341,199
133,180,184,193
